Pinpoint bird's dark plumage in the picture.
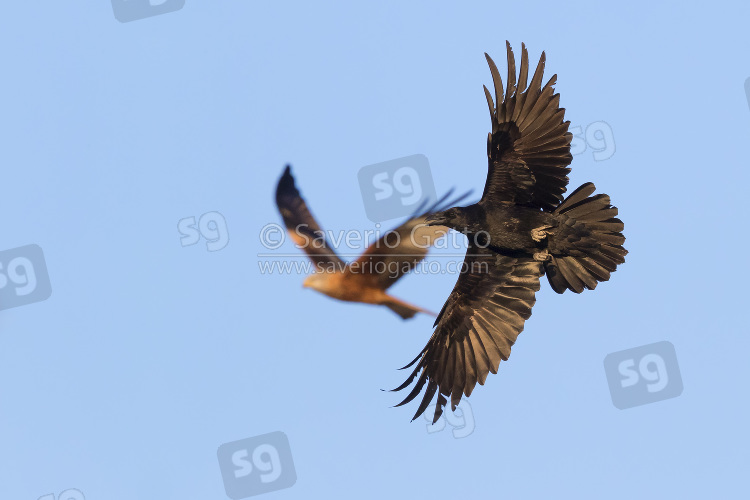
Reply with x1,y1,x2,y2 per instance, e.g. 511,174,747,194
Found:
481,46,572,210
393,42,627,422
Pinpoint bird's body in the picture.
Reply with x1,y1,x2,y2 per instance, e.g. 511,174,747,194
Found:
394,42,628,422
303,271,395,307
456,202,556,252
304,272,429,320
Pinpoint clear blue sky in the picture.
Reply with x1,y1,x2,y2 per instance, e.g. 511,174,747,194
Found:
2,2,749,499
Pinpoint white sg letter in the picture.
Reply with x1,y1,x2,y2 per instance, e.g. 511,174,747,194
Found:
178,216,201,247
393,167,422,206
372,172,393,201
253,444,282,483
618,359,639,388
640,354,668,393
231,449,253,478
8,257,36,296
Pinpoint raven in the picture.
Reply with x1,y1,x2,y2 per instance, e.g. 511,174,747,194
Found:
275,165,470,319
393,42,627,422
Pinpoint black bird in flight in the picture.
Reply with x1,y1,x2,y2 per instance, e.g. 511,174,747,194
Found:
275,165,470,319
393,42,627,422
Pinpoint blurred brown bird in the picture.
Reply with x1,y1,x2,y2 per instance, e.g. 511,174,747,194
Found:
275,165,470,319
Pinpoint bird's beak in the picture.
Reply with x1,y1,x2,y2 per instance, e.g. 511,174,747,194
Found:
424,213,447,226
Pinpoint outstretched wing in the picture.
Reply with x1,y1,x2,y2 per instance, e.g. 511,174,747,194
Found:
482,41,572,211
393,247,544,423
275,165,345,267
344,190,472,290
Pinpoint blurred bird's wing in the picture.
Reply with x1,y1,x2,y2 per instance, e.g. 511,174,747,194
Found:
482,41,572,210
392,246,544,423
275,165,345,268
345,190,472,290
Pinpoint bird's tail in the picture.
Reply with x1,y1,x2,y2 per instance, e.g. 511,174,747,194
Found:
382,295,437,320
545,183,627,293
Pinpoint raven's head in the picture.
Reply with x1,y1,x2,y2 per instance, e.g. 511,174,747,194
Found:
424,206,478,234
